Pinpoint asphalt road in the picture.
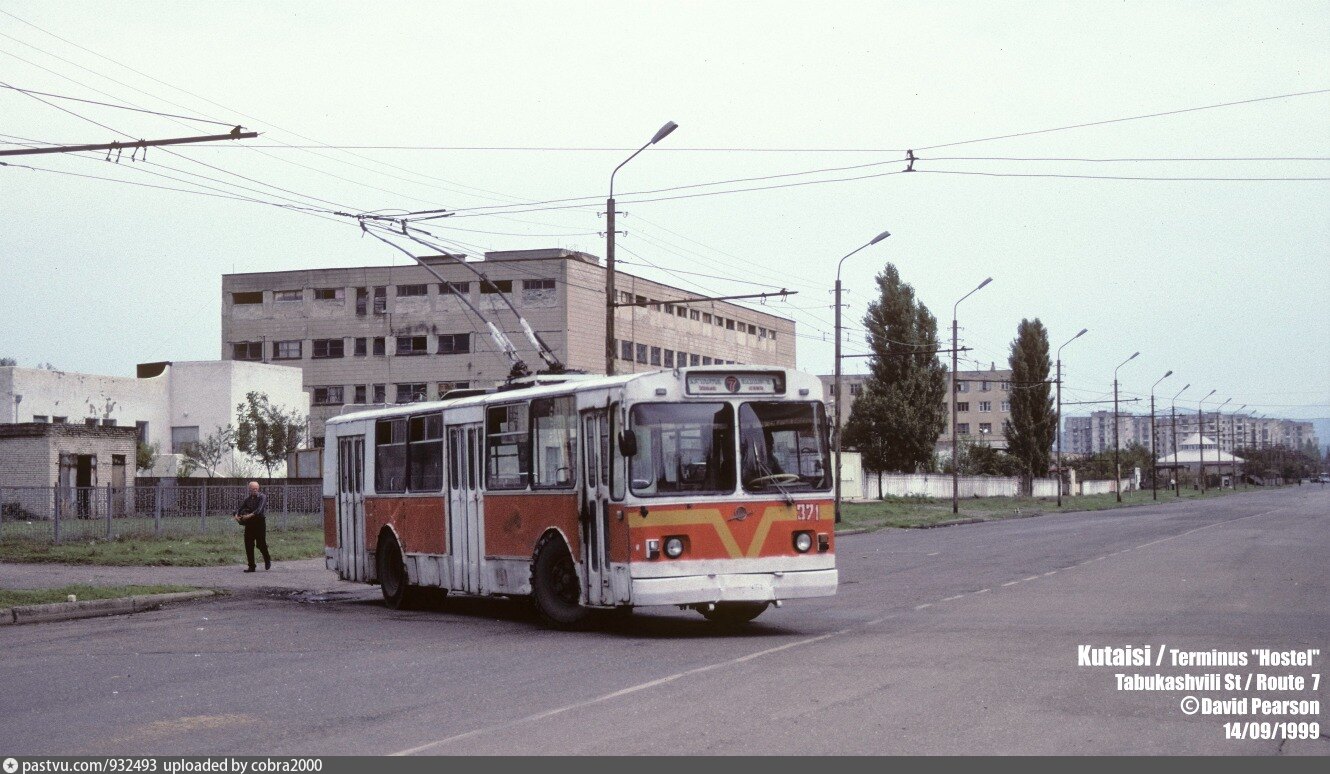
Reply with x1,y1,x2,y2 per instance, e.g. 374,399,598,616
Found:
2,486,1327,756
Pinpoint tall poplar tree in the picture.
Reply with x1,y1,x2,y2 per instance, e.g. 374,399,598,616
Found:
842,263,948,473
1003,318,1056,492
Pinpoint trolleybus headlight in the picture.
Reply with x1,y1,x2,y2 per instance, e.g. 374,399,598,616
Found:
793,531,813,553
664,536,685,558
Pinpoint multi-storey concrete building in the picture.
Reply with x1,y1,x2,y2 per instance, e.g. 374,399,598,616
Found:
1063,411,1318,456
221,248,796,441
821,365,1016,453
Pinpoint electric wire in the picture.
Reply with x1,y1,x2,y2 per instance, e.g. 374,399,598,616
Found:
0,82,233,126
912,87,1330,152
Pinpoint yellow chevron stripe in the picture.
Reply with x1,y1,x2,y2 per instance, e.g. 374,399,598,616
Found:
631,505,799,559
745,505,798,558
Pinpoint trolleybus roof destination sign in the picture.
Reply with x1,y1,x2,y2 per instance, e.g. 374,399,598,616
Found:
685,371,785,396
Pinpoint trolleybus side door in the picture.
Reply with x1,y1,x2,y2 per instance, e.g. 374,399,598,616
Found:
337,435,366,582
580,408,612,605
448,423,485,594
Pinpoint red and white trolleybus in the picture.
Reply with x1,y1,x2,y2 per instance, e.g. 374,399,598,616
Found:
322,366,837,626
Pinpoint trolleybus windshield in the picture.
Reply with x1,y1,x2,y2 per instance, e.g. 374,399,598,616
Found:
738,401,832,492
629,403,735,496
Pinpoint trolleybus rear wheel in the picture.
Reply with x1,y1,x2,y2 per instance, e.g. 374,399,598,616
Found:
377,531,417,610
531,532,592,629
699,601,769,625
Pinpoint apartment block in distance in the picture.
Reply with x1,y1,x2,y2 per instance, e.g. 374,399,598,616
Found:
1064,411,1319,456
222,248,796,441
820,365,1016,453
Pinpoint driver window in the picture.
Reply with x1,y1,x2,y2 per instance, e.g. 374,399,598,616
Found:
532,396,577,489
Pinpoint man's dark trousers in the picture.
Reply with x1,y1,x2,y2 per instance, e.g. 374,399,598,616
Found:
245,516,271,570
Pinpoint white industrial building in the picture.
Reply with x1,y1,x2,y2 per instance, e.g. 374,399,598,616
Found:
0,360,308,477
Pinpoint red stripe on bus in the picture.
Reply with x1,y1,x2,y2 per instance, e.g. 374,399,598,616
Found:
364,496,447,554
322,497,336,548
483,492,581,558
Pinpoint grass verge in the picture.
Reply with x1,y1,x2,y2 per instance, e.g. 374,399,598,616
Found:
839,485,1253,532
0,584,198,608
0,527,324,566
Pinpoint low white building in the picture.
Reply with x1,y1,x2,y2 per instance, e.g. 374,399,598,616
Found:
1156,433,1244,478
0,360,308,477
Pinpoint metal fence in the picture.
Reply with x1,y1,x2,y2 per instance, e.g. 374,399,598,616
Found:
0,483,323,543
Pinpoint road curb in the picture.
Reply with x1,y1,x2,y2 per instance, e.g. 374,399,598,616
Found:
5,590,215,625
905,517,986,529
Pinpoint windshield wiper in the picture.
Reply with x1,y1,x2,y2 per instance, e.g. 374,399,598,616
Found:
746,441,795,506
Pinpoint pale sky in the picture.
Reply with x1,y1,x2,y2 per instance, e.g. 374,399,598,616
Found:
2,0,1327,420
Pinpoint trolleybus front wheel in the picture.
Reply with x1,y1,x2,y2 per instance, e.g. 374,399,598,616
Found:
698,601,769,625
377,531,417,610
531,532,592,629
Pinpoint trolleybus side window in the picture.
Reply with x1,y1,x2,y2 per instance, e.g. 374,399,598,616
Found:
375,418,407,493
448,428,461,491
610,403,625,500
738,401,832,492
532,396,577,489
583,413,597,489
628,403,735,497
408,413,444,491
486,402,530,490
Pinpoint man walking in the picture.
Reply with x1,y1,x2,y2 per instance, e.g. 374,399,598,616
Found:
234,481,272,572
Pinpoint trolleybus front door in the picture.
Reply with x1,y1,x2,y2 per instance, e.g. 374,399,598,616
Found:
581,409,612,606
448,424,484,594
336,436,366,582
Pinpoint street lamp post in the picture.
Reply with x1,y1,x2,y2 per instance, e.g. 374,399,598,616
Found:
1197,390,1216,492
1170,384,1189,497
951,277,993,514
1113,351,1139,503
832,229,892,524
1055,328,1088,508
605,121,678,377
1228,406,1239,492
1214,398,1231,488
1230,404,1246,489
1150,370,1173,500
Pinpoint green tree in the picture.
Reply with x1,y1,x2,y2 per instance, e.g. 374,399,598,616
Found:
1071,443,1153,483
235,391,306,477
135,441,159,473
842,263,948,473
181,425,236,478
1238,445,1319,481
0,357,16,366
943,437,1022,476
1003,319,1056,493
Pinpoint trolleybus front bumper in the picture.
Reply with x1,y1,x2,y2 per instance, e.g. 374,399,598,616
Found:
630,568,838,607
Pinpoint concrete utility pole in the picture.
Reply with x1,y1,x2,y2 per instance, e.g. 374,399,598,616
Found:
605,121,677,377
951,278,992,514
1170,384,1189,497
1055,328,1088,508
1197,390,1215,492
832,230,892,524
1214,398,1231,487
1150,370,1172,500
1113,352,1139,503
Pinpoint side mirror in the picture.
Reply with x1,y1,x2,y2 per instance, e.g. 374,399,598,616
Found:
618,430,638,457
